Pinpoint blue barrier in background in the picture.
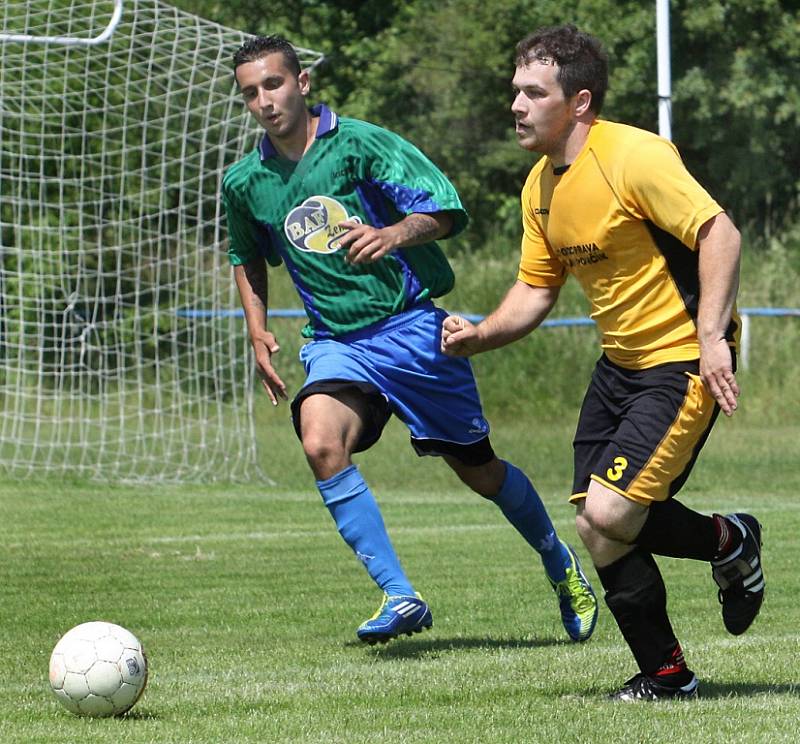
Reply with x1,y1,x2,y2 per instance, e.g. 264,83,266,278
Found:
176,307,799,370
176,308,598,327
176,306,800,321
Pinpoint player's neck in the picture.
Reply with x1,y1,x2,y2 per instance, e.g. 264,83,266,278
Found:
549,117,594,169
272,112,319,162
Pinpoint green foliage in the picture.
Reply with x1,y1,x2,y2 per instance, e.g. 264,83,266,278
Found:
5,1,799,402
196,0,800,424
177,0,799,244
671,0,800,230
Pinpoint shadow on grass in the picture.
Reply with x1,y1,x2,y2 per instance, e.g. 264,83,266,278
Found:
697,681,800,699
585,681,800,703
346,634,566,659
118,708,160,720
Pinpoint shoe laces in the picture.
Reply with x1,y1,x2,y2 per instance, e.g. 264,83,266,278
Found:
370,593,424,619
553,568,595,614
366,593,390,622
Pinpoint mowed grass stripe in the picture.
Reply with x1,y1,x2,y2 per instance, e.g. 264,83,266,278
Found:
1,424,797,744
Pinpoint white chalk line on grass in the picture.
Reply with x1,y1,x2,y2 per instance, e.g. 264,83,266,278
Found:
127,498,800,547
11,498,794,551
145,521,506,545
5,521,510,552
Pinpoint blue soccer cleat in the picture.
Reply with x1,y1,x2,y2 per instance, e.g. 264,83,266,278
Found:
357,593,432,645
548,541,599,642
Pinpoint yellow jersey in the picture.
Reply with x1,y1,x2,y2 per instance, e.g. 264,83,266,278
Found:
519,119,739,369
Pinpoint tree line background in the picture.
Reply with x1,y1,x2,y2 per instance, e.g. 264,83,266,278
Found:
165,0,799,425
174,0,800,253
0,0,796,470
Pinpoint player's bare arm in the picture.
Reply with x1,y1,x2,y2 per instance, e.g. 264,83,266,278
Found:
233,260,288,406
338,212,454,264
442,280,560,356
696,212,741,416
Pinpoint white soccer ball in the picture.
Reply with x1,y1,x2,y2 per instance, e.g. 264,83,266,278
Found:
48,621,149,717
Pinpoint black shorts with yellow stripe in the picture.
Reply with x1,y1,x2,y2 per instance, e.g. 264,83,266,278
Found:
569,354,725,506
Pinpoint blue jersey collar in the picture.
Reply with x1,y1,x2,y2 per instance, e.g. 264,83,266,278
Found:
258,103,339,160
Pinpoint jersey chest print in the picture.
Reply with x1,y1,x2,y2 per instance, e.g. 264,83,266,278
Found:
283,195,362,254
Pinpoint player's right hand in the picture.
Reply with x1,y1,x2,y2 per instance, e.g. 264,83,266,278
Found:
699,337,739,416
441,315,481,357
252,331,288,406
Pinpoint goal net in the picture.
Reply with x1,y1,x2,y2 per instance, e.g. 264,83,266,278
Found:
0,0,324,482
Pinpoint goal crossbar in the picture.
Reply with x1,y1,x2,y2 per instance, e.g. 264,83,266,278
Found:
0,0,123,46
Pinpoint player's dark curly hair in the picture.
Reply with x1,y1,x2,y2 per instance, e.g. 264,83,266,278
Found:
232,35,301,78
515,24,608,114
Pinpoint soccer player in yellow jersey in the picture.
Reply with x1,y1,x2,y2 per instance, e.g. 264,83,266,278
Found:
442,24,764,701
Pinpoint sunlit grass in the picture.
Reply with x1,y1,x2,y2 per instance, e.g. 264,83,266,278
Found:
1,422,797,743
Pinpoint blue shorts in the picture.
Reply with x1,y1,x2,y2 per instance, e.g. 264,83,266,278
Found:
290,302,493,461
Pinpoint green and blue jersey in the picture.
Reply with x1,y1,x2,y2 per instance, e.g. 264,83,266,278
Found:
222,105,468,339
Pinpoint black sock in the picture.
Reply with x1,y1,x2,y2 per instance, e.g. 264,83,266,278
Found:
597,548,679,676
634,499,717,561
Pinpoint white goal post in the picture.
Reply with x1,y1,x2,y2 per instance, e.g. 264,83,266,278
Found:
0,0,324,482
0,0,124,46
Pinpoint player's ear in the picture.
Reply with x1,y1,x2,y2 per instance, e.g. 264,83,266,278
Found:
298,69,311,96
574,89,592,117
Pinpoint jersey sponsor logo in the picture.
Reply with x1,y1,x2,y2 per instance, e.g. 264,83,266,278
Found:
284,195,362,254
606,455,628,482
558,242,609,269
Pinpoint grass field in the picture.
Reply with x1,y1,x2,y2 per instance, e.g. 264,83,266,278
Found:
1,416,798,744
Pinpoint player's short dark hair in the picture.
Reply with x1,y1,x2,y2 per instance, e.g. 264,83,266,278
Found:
232,35,301,78
515,24,608,114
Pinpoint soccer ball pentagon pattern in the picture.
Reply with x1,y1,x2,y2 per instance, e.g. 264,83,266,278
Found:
49,621,148,717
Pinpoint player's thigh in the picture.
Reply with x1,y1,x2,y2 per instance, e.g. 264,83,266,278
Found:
582,479,649,544
292,338,392,454
297,388,372,456
378,307,490,445
585,363,718,506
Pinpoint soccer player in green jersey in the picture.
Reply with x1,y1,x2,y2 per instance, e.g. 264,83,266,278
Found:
443,24,764,699
223,35,598,644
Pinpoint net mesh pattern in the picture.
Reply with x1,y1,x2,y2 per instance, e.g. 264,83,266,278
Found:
0,0,323,481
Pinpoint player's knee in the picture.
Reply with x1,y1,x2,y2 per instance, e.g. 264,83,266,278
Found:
457,469,497,499
301,431,347,476
579,498,628,543
469,475,502,500
574,507,594,545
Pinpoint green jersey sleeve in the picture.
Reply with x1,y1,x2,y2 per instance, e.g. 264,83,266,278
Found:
353,121,469,238
222,154,282,267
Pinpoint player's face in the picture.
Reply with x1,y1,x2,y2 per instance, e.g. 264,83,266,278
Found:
235,53,310,141
511,62,576,157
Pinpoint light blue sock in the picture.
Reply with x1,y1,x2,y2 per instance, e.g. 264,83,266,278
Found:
317,464,415,597
493,461,570,582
